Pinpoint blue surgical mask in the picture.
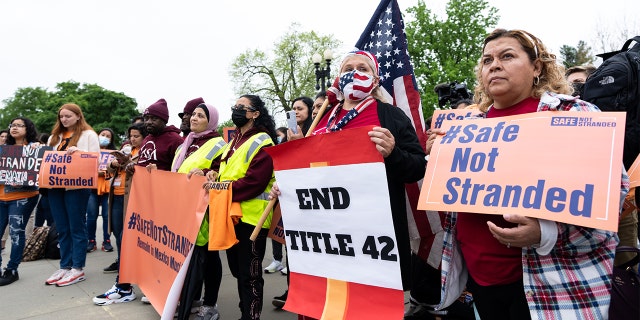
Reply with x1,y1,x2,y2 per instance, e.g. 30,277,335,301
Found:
99,136,110,147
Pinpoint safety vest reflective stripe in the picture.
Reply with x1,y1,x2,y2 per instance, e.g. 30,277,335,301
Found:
245,133,270,163
206,139,226,160
219,132,275,228
174,137,227,174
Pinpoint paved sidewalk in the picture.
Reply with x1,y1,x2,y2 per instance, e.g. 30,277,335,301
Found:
0,230,296,320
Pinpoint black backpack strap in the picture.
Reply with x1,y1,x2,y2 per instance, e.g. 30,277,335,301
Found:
622,36,640,51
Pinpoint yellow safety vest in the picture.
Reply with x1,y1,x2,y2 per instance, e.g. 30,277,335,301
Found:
218,132,275,228
173,137,226,174
171,137,226,246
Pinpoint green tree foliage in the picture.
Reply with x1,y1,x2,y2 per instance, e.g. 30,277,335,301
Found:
1,81,139,145
405,0,498,118
217,118,235,137
560,41,595,68
230,23,341,117
0,87,51,133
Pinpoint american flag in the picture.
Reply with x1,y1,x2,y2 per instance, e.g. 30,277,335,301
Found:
355,0,427,148
356,0,443,266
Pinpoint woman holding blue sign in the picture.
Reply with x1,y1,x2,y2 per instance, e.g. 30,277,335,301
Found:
430,29,629,319
45,103,100,287
0,117,41,286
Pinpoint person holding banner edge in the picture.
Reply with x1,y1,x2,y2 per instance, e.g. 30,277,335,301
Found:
426,29,629,319
92,123,148,305
0,117,42,286
204,94,277,320
171,103,226,320
95,99,181,304
270,50,427,293
45,103,100,287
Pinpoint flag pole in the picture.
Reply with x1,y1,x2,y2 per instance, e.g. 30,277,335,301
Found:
249,198,277,241
249,98,330,241
305,98,330,137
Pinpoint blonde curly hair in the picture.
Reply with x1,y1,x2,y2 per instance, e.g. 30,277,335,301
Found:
473,29,572,112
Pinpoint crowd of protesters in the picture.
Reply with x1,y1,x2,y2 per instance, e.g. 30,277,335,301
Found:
0,27,638,320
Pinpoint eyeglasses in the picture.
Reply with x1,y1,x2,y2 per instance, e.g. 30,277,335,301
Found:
8,124,26,129
231,104,256,112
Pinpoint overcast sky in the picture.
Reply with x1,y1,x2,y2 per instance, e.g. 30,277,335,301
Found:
1,0,637,129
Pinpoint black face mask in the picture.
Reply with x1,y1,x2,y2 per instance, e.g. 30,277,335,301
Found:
232,108,250,127
572,82,584,97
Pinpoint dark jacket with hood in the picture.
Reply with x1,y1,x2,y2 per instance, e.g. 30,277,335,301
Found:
376,101,427,290
137,125,183,171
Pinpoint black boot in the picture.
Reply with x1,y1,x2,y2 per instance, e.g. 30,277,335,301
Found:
272,290,288,309
0,268,19,286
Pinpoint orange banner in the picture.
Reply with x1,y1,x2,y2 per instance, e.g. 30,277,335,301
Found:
119,167,208,317
431,108,482,129
267,203,285,245
419,111,626,232
628,154,640,189
38,151,99,189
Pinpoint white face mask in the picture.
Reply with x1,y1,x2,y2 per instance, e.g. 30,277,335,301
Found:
338,70,376,101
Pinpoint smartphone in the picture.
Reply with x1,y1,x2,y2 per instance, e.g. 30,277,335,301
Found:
287,110,298,134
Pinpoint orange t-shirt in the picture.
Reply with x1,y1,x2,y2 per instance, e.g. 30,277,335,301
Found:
57,131,73,151
110,148,139,196
0,187,38,201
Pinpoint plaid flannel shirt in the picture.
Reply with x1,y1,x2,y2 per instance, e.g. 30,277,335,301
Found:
437,92,629,319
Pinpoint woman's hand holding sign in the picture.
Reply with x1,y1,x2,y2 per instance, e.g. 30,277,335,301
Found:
426,128,446,156
368,127,395,158
487,214,542,248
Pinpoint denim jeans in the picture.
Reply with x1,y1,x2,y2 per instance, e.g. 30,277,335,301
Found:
34,193,53,227
0,195,39,270
110,194,124,258
86,191,110,242
48,188,90,269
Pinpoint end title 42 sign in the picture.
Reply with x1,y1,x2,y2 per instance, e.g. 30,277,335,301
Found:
419,111,626,232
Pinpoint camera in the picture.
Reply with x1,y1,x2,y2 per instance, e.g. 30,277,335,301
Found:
434,82,473,108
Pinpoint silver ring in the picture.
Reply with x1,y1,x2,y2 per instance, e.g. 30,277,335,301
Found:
507,242,511,248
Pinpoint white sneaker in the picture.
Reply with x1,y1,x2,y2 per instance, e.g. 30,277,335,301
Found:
141,295,150,304
93,285,136,305
264,260,284,273
194,304,220,320
45,268,69,285
280,267,288,275
55,268,85,287
174,299,204,317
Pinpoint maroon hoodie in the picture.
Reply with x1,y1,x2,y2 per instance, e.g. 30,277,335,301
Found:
137,125,183,171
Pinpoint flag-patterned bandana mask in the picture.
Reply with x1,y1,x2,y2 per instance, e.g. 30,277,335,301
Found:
325,96,376,132
339,70,376,101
